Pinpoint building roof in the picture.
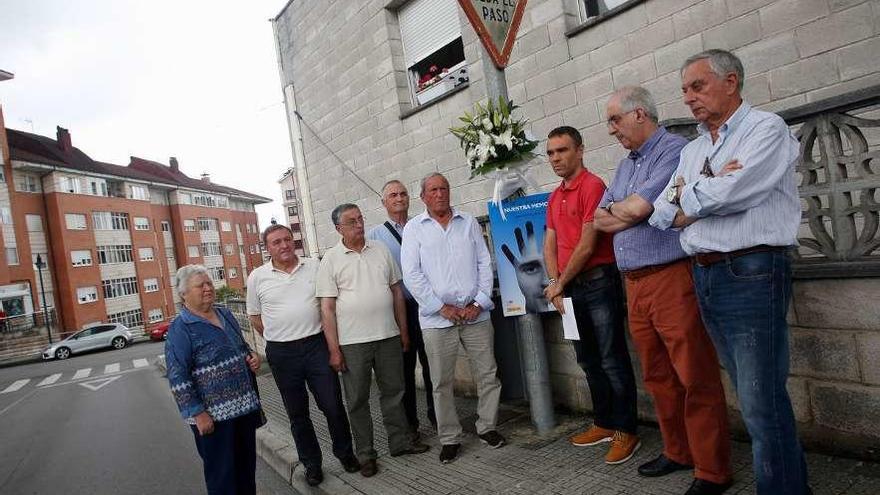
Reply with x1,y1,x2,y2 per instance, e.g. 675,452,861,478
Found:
6,127,271,203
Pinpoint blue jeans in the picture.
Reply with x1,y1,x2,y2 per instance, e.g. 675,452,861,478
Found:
565,264,638,434
265,334,355,470
692,250,809,494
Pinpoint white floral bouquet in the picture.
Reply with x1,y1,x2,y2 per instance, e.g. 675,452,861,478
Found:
450,97,539,179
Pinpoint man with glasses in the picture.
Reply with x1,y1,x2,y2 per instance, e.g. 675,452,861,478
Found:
542,126,640,465
401,172,505,465
595,87,731,495
317,204,430,478
650,49,809,495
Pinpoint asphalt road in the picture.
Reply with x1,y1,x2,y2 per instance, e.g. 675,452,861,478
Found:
0,340,299,495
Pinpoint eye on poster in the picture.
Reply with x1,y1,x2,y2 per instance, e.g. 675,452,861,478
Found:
487,192,554,317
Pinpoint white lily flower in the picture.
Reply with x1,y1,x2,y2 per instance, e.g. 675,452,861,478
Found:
494,129,514,151
482,117,493,131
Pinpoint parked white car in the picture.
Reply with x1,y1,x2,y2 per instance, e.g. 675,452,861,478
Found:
42,323,134,360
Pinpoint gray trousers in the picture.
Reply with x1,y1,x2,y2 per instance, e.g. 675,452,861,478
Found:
422,319,501,445
339,335,411,461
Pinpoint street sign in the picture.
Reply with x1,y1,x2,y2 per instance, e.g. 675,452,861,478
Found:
458,0,528,69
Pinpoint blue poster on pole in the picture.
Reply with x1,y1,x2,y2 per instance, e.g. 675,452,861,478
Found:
487,192,554,317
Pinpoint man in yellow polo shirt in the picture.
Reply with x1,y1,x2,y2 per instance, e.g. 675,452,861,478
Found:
317,203,430,478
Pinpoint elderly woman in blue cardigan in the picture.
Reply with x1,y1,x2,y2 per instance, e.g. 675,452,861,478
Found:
166,264,262,495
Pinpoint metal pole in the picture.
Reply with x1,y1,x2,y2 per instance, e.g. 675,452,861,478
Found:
36,254,52,344
479,43,555,433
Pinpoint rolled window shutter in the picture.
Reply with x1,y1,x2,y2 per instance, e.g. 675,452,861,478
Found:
399,0,461,68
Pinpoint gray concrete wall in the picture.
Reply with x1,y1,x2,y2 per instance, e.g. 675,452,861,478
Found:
273,0,880,458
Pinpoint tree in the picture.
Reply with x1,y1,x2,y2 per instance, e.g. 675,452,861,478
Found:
215,285,243,301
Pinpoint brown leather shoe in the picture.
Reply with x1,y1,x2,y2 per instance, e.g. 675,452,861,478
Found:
605,431,641,465
360,459,378,477
569,425,615,447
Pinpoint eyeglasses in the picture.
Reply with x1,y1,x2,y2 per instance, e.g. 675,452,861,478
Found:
338,217,365,228
701,157,715,178
606,109,638,127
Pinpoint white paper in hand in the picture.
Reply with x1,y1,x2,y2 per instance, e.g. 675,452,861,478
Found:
561,297,579,340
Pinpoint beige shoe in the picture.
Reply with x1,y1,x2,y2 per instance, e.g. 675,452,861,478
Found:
569,425,614,447
605,431,641,464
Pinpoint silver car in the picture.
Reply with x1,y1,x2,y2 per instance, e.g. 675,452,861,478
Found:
42,323,134,360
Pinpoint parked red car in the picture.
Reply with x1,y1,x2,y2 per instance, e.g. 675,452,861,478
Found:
149,321,171,341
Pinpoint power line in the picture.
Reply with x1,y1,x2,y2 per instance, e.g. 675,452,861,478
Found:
293,110,381,198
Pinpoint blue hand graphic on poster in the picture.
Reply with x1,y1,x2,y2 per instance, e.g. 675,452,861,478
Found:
488,192,554,317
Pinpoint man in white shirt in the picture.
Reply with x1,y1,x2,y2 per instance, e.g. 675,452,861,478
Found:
317,204,429,478
246,224,359,487
401,172,505,465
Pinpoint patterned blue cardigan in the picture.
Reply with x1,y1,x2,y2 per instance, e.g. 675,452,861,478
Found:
165,306,260,423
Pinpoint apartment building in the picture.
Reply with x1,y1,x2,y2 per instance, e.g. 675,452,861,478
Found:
277,167,306,256
0,121,269,337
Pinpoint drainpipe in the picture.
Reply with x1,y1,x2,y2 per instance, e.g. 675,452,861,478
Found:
271,19,320,257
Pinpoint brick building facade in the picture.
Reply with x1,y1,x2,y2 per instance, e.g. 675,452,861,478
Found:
272,0,880,458
0,117,268,337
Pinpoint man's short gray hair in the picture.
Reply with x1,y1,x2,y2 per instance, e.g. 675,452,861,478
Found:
614,86,659,123
681,49,745,92
175,264,210,297
381,179,405,196
419,172,447,196
331,203,359,225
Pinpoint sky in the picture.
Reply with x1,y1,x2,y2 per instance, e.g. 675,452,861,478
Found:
0,0,294,227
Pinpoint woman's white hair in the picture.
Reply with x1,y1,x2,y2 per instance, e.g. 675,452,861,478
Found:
174,264,211,297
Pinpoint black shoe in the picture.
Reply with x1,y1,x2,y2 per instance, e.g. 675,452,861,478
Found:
439,443,460,464
637,454,693,477
409,428,422,443
360,459,378,477
478,430,506,449
340,455,360,473
684,478,732,495
304,466,323,486
390,442,431,457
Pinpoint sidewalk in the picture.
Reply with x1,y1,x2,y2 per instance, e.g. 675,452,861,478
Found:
255,372,880,495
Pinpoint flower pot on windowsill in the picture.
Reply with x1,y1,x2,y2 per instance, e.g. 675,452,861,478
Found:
416,79,456,105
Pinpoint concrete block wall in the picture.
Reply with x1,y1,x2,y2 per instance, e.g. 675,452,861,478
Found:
274,0,880,458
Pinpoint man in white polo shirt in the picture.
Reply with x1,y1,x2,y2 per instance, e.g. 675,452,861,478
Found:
317,204,429,478
246,224,359,487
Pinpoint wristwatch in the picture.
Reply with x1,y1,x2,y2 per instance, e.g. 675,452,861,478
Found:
666,184,680,205
471,301,481,310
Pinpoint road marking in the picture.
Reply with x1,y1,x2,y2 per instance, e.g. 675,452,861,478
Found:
39,366,144,389
1,379,30,394
104,363,120,374
37,374,62,386
132,358,149,368
78,375,121,391
72,368,91,379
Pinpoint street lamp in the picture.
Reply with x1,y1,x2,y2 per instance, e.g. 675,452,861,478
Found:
34,254,52,344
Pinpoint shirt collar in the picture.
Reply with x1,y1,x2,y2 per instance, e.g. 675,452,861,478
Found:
418,208,464,223
696,101,752,138
559,167,590,191
385,217,406,230
628,127,667,160
340,239,371,254
178,305,216,325
270,257,305,275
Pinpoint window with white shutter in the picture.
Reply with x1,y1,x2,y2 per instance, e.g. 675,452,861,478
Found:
398,0,468,107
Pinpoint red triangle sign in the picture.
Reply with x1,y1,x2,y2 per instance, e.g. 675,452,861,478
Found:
458,0,528,69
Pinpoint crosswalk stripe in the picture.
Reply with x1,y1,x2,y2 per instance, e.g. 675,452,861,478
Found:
72,368,91,380
2,379,31,394
104,363,120,374
38,374,62,386
132,358,149,368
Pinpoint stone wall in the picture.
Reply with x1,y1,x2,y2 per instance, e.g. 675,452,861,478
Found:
273,0,880,458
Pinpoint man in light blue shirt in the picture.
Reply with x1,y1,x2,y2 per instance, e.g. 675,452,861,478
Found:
367,180,436,436
649,49,809,495
401,172,504,464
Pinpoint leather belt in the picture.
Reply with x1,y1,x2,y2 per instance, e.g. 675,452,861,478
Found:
692,245,786,267
570,264,613,285
622,259,680,281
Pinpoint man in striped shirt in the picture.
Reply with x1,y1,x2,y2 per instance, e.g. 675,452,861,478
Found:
595,86,731,495
650,49,810,495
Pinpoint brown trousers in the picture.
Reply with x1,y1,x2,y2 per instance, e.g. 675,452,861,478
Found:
625,259,731,484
